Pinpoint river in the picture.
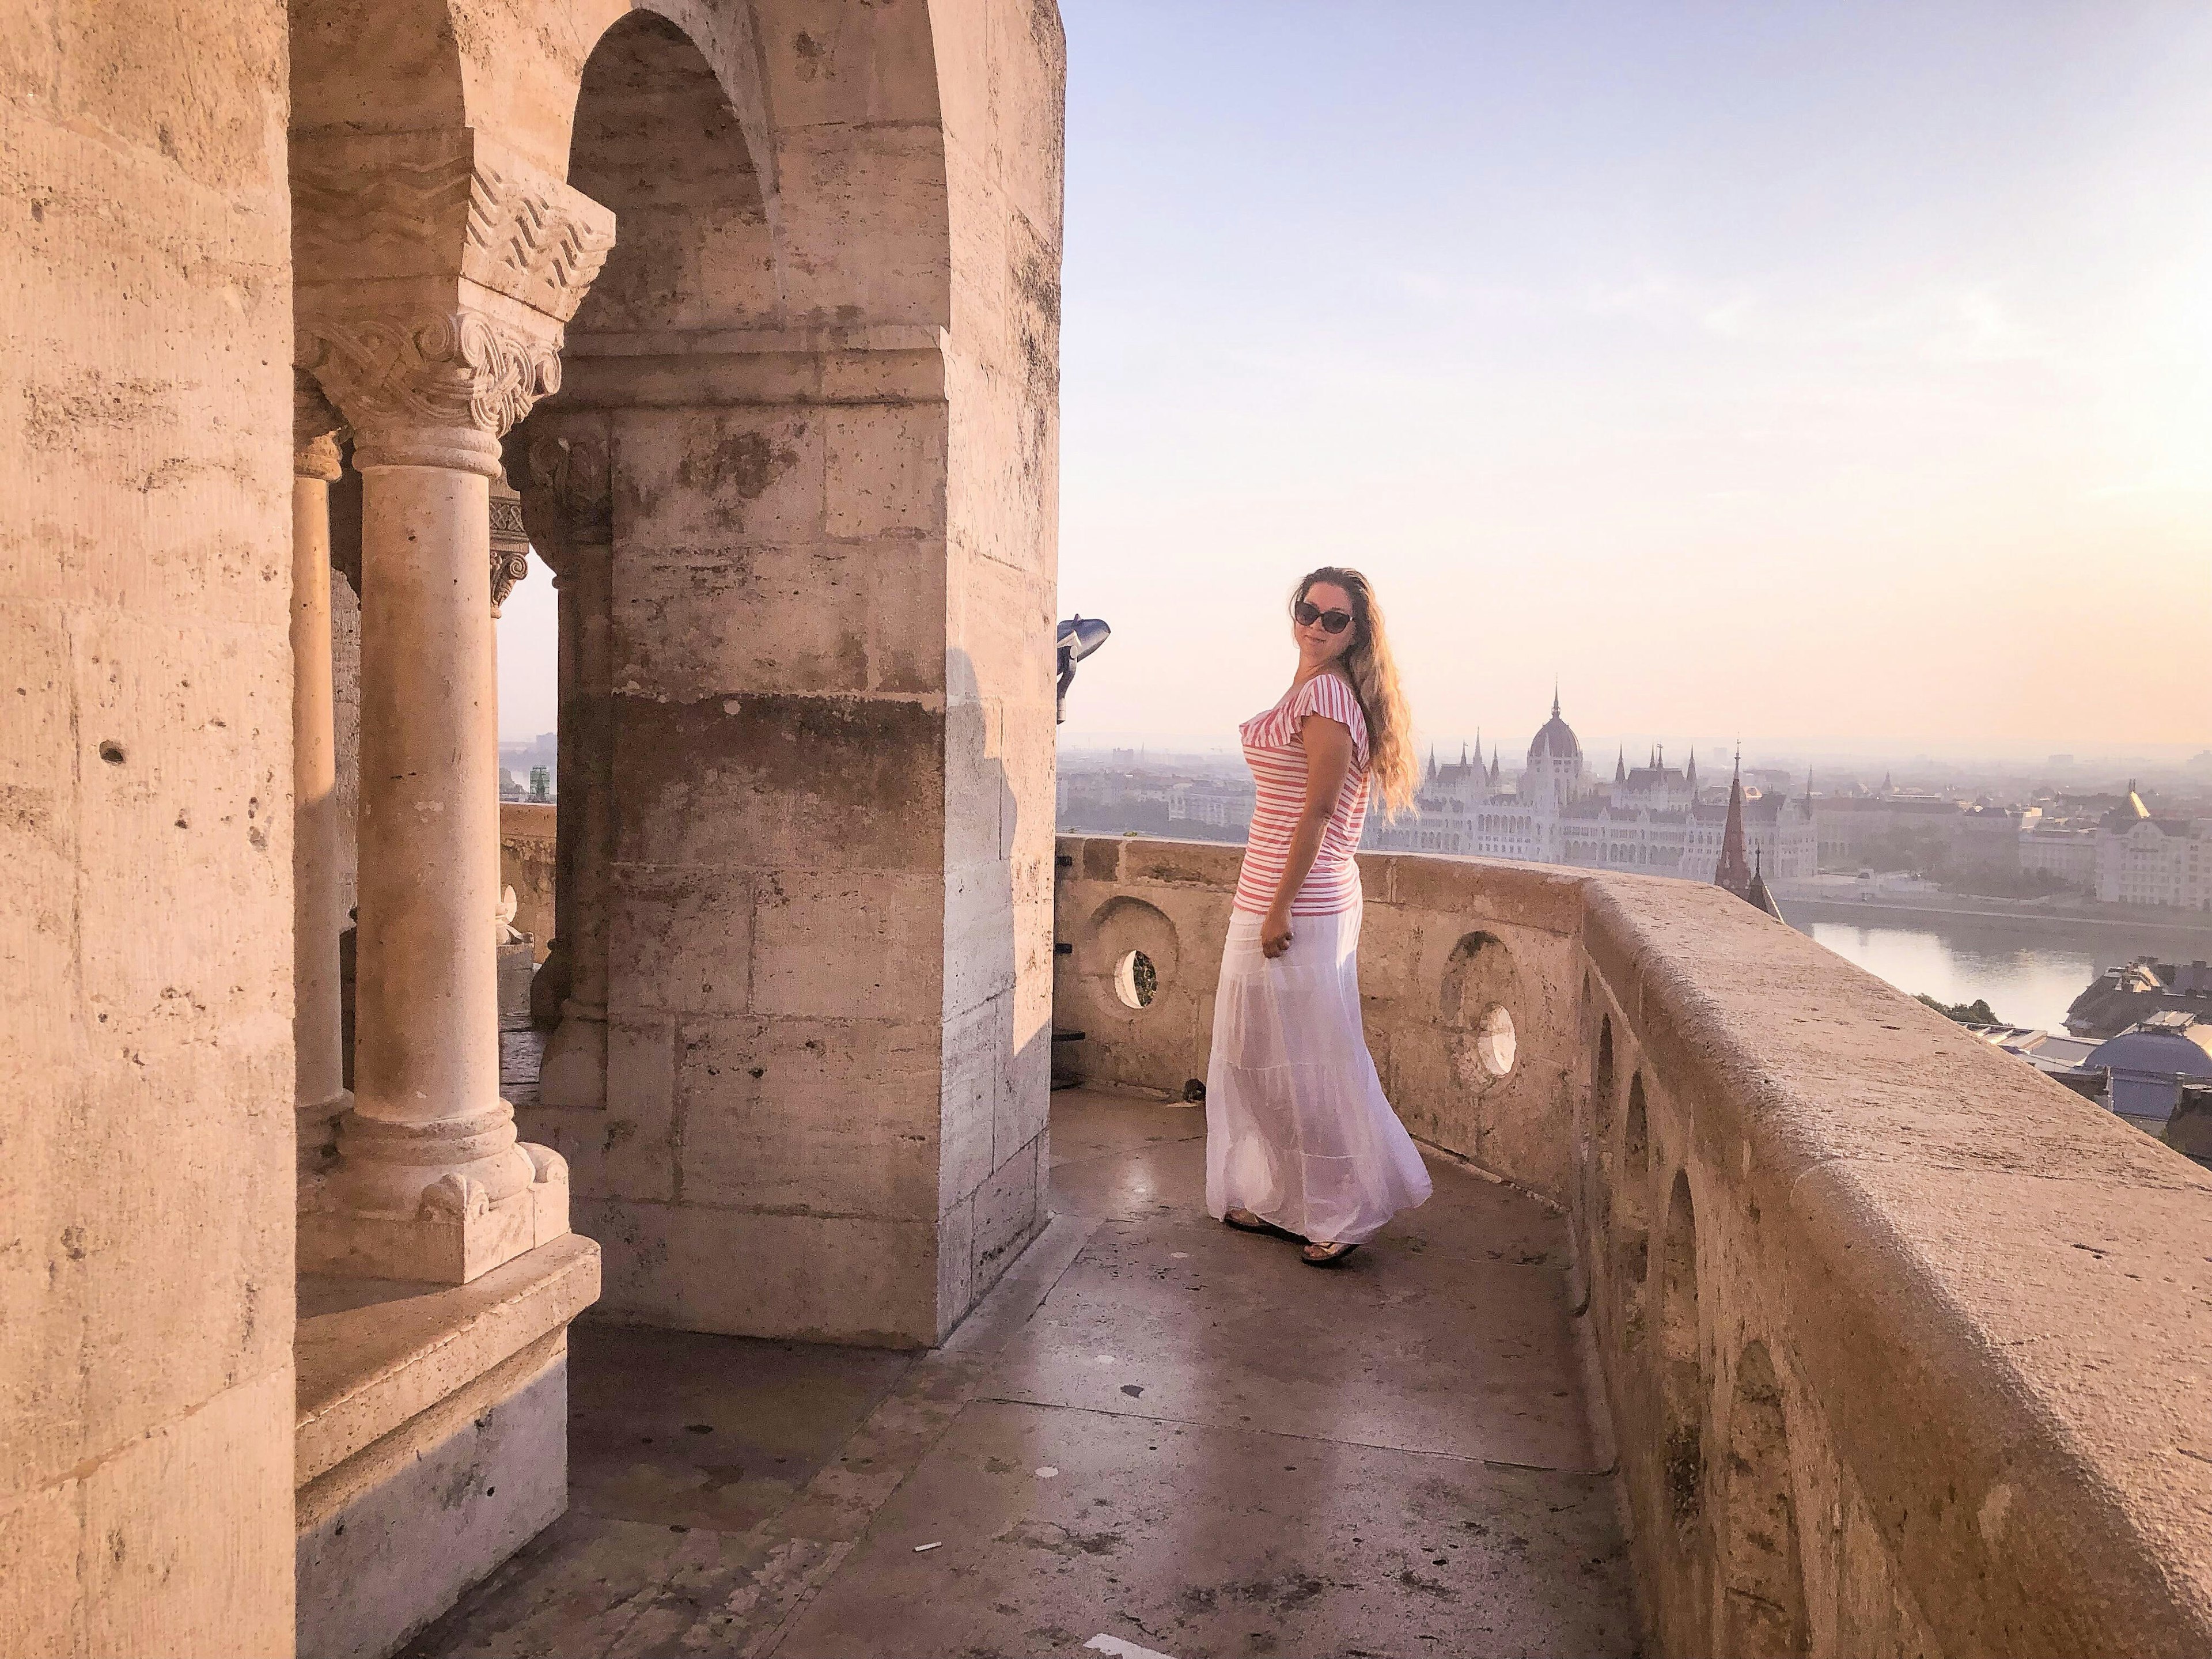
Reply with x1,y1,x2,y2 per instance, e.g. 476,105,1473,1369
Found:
1794,910,2212,1033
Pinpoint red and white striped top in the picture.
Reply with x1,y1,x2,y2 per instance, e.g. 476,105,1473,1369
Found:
1233,671,1372,916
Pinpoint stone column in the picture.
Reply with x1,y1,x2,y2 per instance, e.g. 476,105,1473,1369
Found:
290,123,613,1282
514,426,613,1108
296,310,571,1283
294,375,350,1177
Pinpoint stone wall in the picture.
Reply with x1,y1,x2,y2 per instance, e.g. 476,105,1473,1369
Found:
1055,834,2212,1657
0,1,298,1651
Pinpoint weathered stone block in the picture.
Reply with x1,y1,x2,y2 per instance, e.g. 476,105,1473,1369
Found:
970,1133,1043,1293
1372,851,1586,938
1065,843,1111,889
946,855,1019,1017
613,406,824,545
579,1199,940,1347
677,1015,941,1220
608,862,753,1016
611,692,945,872
297,1344,566,1659
934,1192,976,1338
773,124,952,329
1120,836,1243,892
752,869,945,1022
939,996,1003,1209
82,1365,294,1659
944,696,1009,872
824,405,948,539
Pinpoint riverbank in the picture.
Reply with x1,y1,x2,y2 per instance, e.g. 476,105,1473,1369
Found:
1775,881,2212,949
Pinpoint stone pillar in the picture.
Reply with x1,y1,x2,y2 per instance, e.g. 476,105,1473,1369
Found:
513,425,613,1108
290,119,613,1282
294,375,351,1177
296,309,578,1283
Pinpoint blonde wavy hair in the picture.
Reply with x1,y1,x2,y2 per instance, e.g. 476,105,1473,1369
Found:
1293,566,1418,820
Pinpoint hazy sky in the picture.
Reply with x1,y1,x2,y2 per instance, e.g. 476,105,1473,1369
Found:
1052,1,2211,759
504,3,2212,760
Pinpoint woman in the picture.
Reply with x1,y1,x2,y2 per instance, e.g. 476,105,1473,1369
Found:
1207,567,1433,1266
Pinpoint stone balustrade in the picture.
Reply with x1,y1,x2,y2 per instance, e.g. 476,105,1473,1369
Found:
1054,833,2212,1658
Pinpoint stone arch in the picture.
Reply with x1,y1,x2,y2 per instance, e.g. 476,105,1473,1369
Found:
567,12,773,334
1441,931,1525,1089
1660,1168,1705,1534
499,0,1056,1347
1593,1016,1616,1139
1722,1341,1811,1658
1615,1070,1652,1347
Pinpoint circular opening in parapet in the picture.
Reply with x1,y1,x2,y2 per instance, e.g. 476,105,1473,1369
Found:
1113,949,1158,1010
1474,1003,1517,1077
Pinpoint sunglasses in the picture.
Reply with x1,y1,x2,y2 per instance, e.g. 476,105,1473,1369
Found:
1293,600,1353,635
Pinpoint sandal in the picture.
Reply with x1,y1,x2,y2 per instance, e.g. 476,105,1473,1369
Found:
1301,1240,1361,1267
1222,1207,1303,1242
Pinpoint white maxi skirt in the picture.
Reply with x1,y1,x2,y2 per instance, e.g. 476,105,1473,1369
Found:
1205,895,1433,1245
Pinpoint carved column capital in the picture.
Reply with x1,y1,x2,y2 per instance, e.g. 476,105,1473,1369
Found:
298,307,563,477
294,370,346,482
489,482,532,615
289,126,616,479
506,419,613,577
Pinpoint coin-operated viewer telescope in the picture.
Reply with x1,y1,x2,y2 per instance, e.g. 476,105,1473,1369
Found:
1051,613,1109,1086
1055,615,1111,724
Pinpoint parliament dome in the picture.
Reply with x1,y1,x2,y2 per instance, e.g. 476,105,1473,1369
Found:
1528,691,1582,764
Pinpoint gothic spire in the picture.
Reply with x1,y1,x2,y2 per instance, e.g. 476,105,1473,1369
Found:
1714,755,1756,904
1615,746,1626,784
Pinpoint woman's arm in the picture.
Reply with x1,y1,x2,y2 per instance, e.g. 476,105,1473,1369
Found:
1262,707,1355,958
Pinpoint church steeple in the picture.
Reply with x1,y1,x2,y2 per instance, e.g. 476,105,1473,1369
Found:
1615,747,1626,785
1713,745,1778,917
1686,749,1699,790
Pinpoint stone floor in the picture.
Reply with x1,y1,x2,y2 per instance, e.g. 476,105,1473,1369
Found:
402,1088,1639,1659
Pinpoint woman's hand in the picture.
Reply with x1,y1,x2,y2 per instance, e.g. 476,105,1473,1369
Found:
1262,903,1294,958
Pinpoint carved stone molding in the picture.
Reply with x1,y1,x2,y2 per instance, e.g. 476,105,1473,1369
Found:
490,483,532,614
298,308,562,474
291,128,616,326
294,370,346,482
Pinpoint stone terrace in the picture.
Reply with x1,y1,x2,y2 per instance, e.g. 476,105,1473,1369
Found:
1054,835,2212,1659
403,1085,1636,1659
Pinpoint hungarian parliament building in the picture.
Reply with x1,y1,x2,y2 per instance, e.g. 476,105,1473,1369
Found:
1361,694,1819,882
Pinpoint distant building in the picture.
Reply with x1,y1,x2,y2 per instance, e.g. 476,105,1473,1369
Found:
1810,793,1965,870
2020,821,2098,888
1168,778,1255,832
2094,786,2212,910
2066,958,2212,1038
1952,805,2020,882
1957,1022,2103,1089
1362,693,1817,882
2084,1012,2212,1121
